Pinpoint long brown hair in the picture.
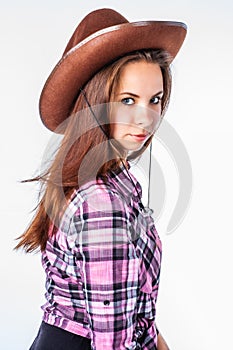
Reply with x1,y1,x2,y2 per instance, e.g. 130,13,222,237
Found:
15,49,172,252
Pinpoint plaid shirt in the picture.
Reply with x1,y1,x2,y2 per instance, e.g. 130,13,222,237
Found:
41,166,162,349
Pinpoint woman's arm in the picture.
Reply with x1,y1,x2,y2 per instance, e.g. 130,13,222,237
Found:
157,332,170,350
70,188,140,349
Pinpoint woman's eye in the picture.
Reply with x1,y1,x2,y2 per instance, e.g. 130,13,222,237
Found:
121,97,134,105
150,96,161,105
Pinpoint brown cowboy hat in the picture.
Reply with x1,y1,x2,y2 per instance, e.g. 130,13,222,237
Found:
39,8,187,132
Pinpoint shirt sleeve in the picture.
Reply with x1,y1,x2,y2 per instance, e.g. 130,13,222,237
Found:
68,186,140,350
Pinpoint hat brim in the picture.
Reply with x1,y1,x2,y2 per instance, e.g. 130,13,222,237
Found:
39,21,187,132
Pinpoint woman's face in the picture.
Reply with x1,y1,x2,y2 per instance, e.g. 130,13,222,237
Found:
111,60,163,153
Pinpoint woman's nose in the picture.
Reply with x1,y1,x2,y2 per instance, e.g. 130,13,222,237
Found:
134,105,155,128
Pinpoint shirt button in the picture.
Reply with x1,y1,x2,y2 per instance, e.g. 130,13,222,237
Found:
103,300,110,306
137,330,143,338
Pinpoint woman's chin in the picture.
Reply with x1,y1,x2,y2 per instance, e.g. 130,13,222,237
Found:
122,142,145,153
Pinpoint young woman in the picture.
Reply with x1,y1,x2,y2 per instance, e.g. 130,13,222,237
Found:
15,8,187,350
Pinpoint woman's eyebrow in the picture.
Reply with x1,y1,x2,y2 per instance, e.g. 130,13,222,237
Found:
118,92,140,97
152,91,164,96
118,91,164,97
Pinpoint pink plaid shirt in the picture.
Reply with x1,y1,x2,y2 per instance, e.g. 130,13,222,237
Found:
41,166,162,349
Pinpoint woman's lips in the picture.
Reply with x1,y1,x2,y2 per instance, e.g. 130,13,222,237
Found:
129,133,149,142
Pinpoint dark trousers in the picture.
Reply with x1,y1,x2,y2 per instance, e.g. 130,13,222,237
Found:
29,321,91,350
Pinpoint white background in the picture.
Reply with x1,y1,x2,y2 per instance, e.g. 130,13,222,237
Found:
1,0,233,349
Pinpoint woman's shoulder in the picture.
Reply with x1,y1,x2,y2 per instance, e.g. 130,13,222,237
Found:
63,166,142,223
74,178,118,201
65,177,126,217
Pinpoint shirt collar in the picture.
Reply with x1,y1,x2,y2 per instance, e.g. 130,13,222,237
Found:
108,162,142,204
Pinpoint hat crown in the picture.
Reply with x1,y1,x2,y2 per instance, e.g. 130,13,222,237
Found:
63,8,128,55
